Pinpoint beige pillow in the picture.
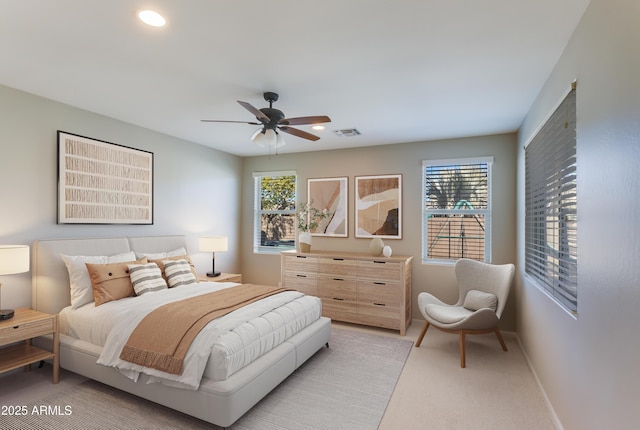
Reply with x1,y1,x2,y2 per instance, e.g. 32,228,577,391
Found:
463,289,498,312
62,251,137,309
86,257,147,306
149,254,198,281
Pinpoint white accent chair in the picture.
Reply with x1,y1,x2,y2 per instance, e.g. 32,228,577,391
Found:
415,258,515,368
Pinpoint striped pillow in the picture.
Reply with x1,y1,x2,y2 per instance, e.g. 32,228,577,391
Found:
164,259,197,288
128,262,167,296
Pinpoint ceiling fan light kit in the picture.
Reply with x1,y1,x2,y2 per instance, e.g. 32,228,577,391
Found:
202,92,331,148
251,128,285,148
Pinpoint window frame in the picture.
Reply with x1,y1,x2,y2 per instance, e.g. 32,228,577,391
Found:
421,156,493,265
252,170,297,254
524,83,578,315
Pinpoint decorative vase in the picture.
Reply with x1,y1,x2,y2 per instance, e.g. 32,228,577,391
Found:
299,231,312,253
369,237,384,256
382,245,393,257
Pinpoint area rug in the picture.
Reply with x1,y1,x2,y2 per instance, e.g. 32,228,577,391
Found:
3,328,412,430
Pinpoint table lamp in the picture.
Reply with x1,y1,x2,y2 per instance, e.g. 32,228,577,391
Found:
0,245,30,320
198,236,228,277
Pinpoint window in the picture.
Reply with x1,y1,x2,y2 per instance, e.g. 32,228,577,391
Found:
253,171,297,253
525,85,577,314
422,157,492,263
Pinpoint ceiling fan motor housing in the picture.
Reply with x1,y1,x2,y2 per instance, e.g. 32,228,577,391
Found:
259,107,285,129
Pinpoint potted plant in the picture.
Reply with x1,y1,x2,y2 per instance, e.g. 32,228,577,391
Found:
296,201,331,252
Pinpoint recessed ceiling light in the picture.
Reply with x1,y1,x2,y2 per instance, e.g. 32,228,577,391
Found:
312,125,325,131
138,10,166,27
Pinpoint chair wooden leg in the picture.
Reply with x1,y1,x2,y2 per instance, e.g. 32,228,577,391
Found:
494,327,508,351
415,321,430,347
459,332,466,368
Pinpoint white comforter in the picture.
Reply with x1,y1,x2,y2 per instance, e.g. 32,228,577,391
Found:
61,282,319,390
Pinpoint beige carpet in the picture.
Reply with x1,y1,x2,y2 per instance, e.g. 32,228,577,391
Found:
2,328,413,430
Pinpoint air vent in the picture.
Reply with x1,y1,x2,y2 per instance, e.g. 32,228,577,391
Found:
333,128,361,137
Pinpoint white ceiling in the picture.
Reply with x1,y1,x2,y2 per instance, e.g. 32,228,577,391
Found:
0,0,590,156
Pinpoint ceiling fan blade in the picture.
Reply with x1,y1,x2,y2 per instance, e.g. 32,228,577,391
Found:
279,126,320,141
201,119,261,125
280,115,331,126
237,100,270,122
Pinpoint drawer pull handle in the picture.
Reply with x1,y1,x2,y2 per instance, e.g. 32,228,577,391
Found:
333,278,344,281
374,282,386,285
333,258,344,261
373,260,386,264
333,297,344,301
296,256,307,259
13,325,21,329
373,303,386,307
296,274,307,278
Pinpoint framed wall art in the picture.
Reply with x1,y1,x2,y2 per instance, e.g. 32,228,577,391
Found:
57,131,154,224
307,177,348,237
355,174,402,239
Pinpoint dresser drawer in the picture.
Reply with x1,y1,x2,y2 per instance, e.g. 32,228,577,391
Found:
357,280,401,306
283,255,317,273
0,317,54,345
318,276,357,301
357,260,401,281
357,303,401,331
322,298,358,323
283,273,317,296
317,257,357,277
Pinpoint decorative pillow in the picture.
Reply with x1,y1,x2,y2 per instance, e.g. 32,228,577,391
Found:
128,262,168,296
135,247,187,260
61,251,137,309
85,257,147,306
149,254,198,281
463,289,498,312
163,259,198,288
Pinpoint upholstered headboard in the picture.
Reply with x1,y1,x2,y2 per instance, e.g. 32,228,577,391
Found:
32,235,188,314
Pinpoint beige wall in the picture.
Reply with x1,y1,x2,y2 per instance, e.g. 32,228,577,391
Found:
0,85,242,309
241,134,518,330
516,0,640,428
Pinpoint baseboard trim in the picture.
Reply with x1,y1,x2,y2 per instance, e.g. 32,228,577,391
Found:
514,334,565,430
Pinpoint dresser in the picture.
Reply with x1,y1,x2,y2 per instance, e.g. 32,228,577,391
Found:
281,250,412,335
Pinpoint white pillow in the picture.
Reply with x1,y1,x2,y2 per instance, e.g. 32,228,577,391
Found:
128,262,168,295
163,259,197,288
463,289,498,312
135,247,187,260
61,251,137,309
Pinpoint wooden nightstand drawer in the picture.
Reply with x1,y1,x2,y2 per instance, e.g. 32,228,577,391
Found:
0,317,54,344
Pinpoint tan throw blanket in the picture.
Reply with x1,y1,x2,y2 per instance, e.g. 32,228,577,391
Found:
119,284,289,375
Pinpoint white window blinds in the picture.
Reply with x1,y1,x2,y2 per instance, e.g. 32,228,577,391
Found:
525,86,578,314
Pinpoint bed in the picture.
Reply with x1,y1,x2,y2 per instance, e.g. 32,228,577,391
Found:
31,235,331,428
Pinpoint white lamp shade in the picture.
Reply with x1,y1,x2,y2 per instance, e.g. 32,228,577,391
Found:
199,236,228,253
0,245,30,275
251,129,285,148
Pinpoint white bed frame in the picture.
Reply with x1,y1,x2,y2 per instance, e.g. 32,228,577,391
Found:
31,235,331,428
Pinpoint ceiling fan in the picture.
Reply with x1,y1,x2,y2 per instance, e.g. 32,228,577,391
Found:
201,92,331,147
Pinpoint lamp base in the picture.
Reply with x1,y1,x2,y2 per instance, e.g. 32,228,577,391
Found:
0,309,14,320
206,272,221,277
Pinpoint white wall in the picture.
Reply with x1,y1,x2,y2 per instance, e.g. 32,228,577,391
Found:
241,134,518,330
0,85,242,310
516,0,640,428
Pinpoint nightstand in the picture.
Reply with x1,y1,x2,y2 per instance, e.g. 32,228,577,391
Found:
0,308,59,383
198,272,243,283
